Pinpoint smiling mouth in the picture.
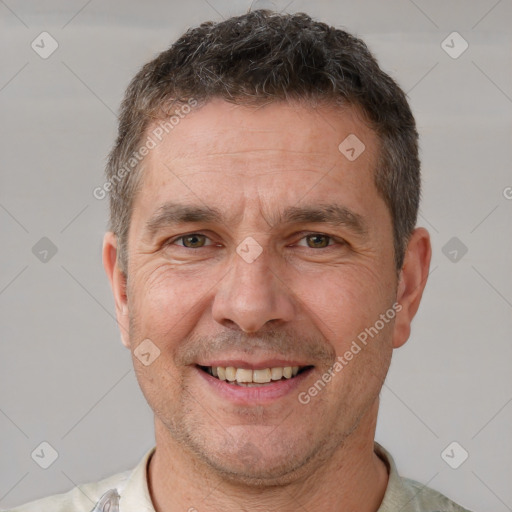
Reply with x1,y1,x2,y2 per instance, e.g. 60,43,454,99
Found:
197,365,314,386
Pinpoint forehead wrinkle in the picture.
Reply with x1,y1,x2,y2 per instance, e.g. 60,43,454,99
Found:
160,150,337,168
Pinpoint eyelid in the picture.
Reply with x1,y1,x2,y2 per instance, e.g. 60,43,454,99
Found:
165,231,345,248
293,233,337,247
166,233,216,247
292,231,347,248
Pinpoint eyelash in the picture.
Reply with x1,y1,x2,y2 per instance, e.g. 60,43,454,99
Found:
165,232,345,249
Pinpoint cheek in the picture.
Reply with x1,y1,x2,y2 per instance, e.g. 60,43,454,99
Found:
295,264,391,345
300,267,394,409
129,264,209,340
127,270,191,406
131,352,187,428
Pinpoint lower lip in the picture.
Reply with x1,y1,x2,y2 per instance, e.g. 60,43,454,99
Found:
195,366,314,405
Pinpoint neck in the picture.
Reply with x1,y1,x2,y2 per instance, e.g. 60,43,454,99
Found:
147,400,388,512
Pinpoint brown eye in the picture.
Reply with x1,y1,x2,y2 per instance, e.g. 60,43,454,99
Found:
177,234,208,248
304,234,332,248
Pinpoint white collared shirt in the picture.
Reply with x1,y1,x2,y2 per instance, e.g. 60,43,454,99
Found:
8,443,472,512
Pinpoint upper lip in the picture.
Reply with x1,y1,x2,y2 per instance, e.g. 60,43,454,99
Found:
197,359,312,370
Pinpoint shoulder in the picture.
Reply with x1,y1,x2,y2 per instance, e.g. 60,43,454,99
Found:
6,469,131,512
374,442,474,512
400,476,474,512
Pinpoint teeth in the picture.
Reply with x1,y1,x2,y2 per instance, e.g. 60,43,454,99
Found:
253,368,272,383
225,366,237,381
236,368,253,383
205,365,305,384
271,367,283,380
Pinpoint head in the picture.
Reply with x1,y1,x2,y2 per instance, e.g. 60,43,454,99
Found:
103,10,431,484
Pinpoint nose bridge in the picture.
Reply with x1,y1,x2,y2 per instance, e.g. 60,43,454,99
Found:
212,240,295,332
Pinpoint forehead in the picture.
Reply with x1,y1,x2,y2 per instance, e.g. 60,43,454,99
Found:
132,99,384,229
146,98,378,167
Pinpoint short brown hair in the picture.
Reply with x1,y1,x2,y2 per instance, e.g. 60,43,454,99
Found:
106,9,420,272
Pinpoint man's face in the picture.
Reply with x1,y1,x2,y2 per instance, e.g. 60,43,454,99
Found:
116,99,401,482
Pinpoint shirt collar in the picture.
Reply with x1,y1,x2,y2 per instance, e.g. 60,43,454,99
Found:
374,441,420,512
117,446,156,512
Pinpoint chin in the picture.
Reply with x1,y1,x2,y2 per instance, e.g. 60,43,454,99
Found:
203,453,310,487
192,433,318,486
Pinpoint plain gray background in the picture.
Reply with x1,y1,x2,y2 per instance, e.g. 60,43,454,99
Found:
1,1,511,510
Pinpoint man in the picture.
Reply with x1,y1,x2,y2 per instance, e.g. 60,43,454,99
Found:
12,9,473,512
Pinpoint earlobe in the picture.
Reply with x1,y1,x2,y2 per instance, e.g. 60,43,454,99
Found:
102,232,131,349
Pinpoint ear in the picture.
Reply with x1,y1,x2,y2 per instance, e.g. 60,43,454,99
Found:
102,232,130,349
392,227,432,349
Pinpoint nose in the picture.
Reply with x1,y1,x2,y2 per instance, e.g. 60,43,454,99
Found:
211,244,296,333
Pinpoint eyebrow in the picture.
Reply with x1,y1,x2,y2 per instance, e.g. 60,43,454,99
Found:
279,204,368,237
144,201,368,239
